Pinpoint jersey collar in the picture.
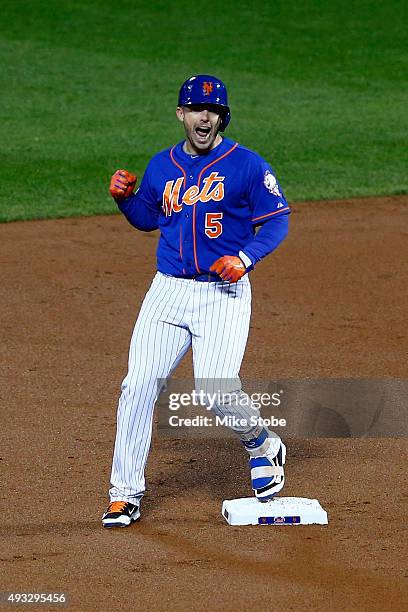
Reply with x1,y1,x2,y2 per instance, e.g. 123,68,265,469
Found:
174,137,236,164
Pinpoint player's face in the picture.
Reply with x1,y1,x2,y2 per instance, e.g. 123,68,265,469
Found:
176,105,222,155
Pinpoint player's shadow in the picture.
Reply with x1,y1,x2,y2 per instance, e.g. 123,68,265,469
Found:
145,436,248,508
144,435,317,512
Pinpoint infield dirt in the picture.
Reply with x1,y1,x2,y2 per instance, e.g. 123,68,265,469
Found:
0,197,407,611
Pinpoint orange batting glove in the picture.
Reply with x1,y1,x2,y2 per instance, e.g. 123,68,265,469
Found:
109,169,137,201
210,256,246,283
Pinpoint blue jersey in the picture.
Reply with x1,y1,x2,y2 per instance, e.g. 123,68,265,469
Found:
118,136,290,278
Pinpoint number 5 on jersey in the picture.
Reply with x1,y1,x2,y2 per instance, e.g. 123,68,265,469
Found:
205,212,223,238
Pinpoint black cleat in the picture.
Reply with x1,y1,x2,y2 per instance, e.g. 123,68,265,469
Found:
102,501,140,528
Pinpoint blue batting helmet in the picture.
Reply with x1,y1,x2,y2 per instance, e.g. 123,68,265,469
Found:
178,74,231,132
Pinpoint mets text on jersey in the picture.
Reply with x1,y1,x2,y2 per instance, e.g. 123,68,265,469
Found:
162,172,225,216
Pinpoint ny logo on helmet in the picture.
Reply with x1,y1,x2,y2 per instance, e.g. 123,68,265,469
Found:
203,81,213,95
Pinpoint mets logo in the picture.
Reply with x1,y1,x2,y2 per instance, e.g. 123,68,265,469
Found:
263,170,282,197
202,81,213,96
162,172,224,216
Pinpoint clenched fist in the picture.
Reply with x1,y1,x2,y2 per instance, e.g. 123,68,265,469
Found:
210,256,246,283
109,169,137,201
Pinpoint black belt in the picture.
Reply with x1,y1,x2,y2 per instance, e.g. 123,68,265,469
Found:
181,272,223,282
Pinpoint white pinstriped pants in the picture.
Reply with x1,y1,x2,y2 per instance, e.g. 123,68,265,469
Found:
109,271,279,502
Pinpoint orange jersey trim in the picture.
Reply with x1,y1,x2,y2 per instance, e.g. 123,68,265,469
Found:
169,142,239,274
197,142,239,187
252,207,290,223
169,146,187,188
193,142,239,273
192,206,200,272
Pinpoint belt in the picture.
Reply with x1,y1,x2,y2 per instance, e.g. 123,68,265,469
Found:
179,272,222,282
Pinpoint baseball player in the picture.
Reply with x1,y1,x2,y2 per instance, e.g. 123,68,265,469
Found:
102,75,291,528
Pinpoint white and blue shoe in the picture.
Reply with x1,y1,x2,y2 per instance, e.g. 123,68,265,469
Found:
242,428,286,502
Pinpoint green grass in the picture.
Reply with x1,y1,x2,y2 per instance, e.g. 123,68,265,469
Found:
1,0,407,221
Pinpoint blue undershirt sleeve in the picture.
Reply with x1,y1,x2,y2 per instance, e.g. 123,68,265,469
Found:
117,192,160,232
116,159,160,232
240,213,289,270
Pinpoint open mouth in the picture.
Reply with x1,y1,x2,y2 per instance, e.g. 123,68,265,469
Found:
195,126,211,140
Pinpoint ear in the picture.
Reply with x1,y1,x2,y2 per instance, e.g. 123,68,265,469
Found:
176,106,184,123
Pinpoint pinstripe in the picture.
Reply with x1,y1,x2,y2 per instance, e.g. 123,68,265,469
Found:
195,281,215,377
216,281,249,422
133,321,186,482
196,282,214,381
131,316,172,475
191,276,256,428
109,272,272,502
196,281,221,380
217,284,238,377
121,276,170,480
125,281,189,481
112,274,166,485
226,279,251,375
226,280,254,424
131,284,191,471
110,274,192,497
222,283,242,375
175,278,193,328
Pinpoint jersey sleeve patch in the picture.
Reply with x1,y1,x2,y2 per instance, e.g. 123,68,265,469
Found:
247,155,290,225
263,170,282,197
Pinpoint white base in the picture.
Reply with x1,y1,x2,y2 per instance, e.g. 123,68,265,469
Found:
222,496,328,525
